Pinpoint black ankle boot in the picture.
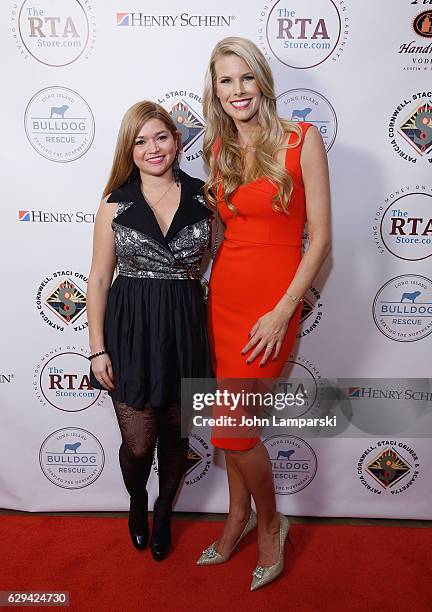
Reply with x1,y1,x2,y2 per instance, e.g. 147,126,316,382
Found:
128,494,149,551
150,499,172,561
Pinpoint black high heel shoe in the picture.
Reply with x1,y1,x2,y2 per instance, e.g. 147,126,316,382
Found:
128,494,149,551
150,498,172,561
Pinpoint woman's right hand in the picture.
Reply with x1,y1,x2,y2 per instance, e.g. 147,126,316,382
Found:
91,354,115,391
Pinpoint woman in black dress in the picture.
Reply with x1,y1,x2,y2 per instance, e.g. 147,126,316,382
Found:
87,100,213,560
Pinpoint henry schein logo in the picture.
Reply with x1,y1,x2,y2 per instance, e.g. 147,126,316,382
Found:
18,210,95,222
115,12,235,27
0,374,14,384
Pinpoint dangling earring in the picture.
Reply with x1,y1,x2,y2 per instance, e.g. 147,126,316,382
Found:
172,154,180,185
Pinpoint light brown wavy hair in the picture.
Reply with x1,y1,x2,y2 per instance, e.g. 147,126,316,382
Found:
203,36,302,213
103,101,179,198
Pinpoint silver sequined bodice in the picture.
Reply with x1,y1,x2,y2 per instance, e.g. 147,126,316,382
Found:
113,201,211,280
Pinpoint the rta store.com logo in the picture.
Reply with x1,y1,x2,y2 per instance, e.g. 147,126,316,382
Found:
12,0,96,65
258,0,350,69
372,187,432,260
372,275,432,342
36,271,88,333
39,428,105,489
158,90,205,168
274,355,324,420
277,89,337,152
263,435,317,494
18,210,95,223
388,92,432,164
33,347,106,412
357,441,420,495
116,12,235,27
24,87,95,163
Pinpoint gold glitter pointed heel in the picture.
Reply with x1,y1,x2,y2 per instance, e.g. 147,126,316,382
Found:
196,509,257,565
250,513,290,591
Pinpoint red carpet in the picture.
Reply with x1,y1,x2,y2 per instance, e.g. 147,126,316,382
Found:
1,515,431,611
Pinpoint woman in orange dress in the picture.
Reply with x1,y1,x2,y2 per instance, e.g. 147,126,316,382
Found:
196,37,331,590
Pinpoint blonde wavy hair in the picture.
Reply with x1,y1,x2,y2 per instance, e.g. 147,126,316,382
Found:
103,101,179,199
203,37,302,213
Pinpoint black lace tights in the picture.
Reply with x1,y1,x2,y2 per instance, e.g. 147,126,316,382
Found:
113,401,189,516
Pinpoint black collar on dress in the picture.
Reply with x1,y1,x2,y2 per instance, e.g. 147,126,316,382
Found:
107,169,213,247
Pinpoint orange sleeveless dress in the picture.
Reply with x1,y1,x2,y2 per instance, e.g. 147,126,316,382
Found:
207,122,311,450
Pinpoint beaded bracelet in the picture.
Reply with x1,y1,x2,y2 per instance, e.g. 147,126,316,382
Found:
88,350,108,361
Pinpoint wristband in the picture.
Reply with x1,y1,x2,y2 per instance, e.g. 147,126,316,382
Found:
88,350,108,361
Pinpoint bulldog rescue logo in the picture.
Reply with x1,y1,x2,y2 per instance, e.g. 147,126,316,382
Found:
157,90,205,171
258,0,350,69
36,270,88,333
277,89,337,151
12,0,96,66
24,86,95,162
372,186,432,260
357,441,420,495
263,435,317,494
39,428,105,489
372,274,432,342
34,346,106,411
388,91,432,164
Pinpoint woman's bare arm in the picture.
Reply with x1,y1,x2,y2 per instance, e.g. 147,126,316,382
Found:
242,126,331,365
86,197,117,389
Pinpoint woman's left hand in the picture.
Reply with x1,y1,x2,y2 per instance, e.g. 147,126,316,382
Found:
241,305,296,367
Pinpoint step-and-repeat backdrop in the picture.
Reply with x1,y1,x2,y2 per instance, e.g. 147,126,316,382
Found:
1,0,432,518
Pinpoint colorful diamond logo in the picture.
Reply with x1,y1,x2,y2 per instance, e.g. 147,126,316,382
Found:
45,279,86,325
300,296,314,324
398,101,432,156
366,447,411,489
185,442,203,477
168,99,205,151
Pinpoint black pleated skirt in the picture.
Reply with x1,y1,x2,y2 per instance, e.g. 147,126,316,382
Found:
89,275,214,409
